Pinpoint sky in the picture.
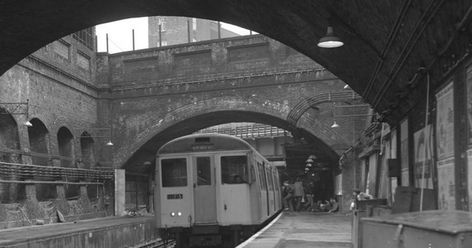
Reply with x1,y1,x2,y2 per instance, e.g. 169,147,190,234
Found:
96,17,251,54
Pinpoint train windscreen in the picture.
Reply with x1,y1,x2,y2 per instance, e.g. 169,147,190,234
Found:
221,156,248,184
161,158,187,187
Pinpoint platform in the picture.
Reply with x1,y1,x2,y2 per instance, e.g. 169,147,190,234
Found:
0,216,158,248
238,212,352,248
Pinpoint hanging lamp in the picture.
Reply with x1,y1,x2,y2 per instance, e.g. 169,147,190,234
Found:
318,26,344,48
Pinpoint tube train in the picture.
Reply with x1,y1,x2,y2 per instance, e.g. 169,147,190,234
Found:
155,133,282,247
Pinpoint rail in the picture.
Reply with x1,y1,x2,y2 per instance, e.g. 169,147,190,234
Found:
131,238,176,248
111,67,323,90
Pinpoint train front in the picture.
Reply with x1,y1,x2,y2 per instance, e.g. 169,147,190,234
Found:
154,134,277,247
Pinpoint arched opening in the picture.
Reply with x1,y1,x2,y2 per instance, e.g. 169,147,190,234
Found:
28,118,49,166
57,127,79,199
0,111,21,162
80,132,95,169
0,109,24,203
27,118,56,201
80,132,98,202
57,127,74,168
122,111,340,210
122,111,339,170
0,1,388,107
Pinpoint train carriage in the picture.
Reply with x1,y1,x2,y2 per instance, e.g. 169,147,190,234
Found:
155,133,282,247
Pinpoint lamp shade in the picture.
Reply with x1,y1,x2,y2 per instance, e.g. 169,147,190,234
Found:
318,26,344,48
331,121,340,128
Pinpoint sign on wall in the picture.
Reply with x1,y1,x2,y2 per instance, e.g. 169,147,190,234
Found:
436,81,455,210
414,125,433,189
466,65,472,210
437,158,455,210
436,82,455,160
467,66,472,144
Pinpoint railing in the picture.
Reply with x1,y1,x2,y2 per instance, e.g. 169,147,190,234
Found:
0,148,108,169
110,67,323,91
0,161,114,185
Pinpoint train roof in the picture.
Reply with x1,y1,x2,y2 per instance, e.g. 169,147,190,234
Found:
158,133,257,155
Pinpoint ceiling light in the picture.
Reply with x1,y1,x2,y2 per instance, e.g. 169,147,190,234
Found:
24,120,33,127
106,140,114,146
318,26,344,48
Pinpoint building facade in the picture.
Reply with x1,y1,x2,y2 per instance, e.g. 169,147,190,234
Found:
148,17,240,47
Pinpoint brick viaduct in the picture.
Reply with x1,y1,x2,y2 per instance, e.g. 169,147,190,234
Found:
1,35,366,174
97,35,366,171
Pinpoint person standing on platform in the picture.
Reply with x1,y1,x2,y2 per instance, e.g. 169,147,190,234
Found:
293,177,304,211
282,180,294,211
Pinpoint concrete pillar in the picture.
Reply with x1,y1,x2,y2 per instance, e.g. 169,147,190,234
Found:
148,176,154,213
56,184,65,199
80,184,88,198
17,121,33,165
25,183,37,201
114,169,125,216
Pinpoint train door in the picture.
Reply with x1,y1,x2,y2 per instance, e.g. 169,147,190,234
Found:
193,156,217,224
266,165,275,215
261,162,270,217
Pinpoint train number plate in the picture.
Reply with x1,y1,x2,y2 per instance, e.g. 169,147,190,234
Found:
167,193,183,199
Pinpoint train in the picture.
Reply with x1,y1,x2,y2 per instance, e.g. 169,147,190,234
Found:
155,133,282,247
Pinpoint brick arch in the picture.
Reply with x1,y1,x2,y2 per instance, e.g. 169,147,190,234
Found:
1,0,383,111
113,97,342,169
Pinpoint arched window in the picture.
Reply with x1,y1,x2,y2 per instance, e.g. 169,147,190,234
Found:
57,126,74,167
27,118,49,166
0,109,23,203
27,118,56,201
0,110,21,162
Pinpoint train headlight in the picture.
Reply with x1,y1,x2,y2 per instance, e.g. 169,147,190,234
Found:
170,212,176,217
177,212,182,216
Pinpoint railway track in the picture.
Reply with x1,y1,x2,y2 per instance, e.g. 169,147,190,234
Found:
132,239,176,248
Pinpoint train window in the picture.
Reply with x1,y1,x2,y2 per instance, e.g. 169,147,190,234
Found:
267,168,274,190
197,157,211,185
221,156,248,184
161,158,187,187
